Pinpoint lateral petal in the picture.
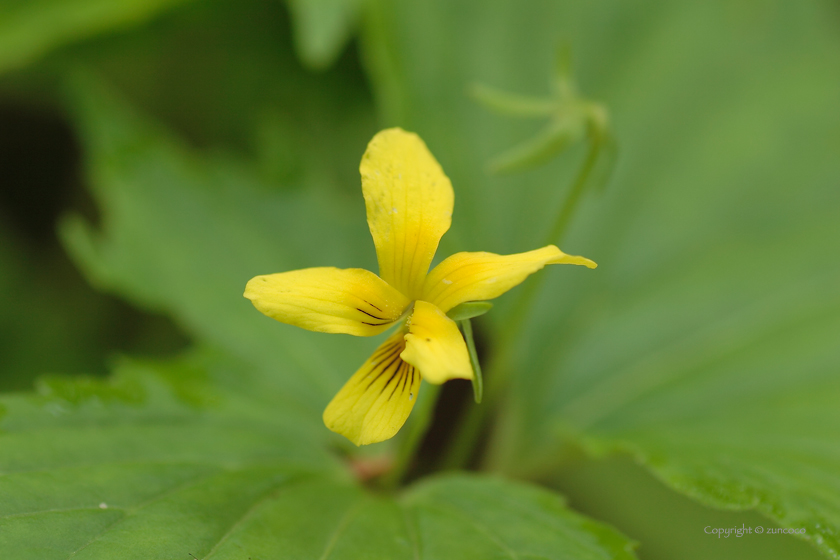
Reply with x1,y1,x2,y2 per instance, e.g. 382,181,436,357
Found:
422,245,596,312
244,267,410,336
360,128,454,300
401,300,473,385
323,331,421,446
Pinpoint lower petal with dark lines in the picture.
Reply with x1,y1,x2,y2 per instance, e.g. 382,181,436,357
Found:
323,330,421,446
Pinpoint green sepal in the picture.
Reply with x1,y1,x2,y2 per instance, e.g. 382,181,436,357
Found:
468,83,556,117
489,115,586,174
459,319,483,404
447,301,493,321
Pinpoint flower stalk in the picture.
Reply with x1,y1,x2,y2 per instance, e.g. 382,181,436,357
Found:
438,143,602,470
380,383,441,488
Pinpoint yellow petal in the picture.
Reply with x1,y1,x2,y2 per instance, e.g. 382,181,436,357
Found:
360,128,454,300
244,267,410,336
323,331,421,445
401,300,472,385
422,245,596,312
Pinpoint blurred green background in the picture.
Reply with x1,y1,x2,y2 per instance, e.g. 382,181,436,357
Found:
1,0,838,559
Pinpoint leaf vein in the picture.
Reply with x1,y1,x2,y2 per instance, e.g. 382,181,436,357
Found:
318,498,370,560
202,474,312,560
417,502,520,560
65,469,223,558
0,506,127,521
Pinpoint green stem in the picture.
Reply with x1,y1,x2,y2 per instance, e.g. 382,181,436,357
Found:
439,138,601,471
544,138,601,247
382,383,441,488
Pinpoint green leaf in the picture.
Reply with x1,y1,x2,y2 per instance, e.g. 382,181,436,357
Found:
0,0,194,75
0,357,637,558
0,353,332,559
403,475,637,560
285,0,361,70
362,0,840,556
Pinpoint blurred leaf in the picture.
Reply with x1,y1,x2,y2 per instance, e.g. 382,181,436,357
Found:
553,456,825,560
0,355,637,559
34,373,145,405
0,0,195,75
58,71,378,431
43,0,376,167
285,0,361,70
0,220,187,392
0,0,374,393
361,0,840,556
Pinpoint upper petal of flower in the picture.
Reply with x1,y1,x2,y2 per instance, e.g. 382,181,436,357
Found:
360,128,454,300
323,330,421,445
401,300,472,385
422,245,596,312
244,267,410,336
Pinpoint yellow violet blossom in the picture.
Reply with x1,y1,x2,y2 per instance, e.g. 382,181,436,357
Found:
244,128,596,445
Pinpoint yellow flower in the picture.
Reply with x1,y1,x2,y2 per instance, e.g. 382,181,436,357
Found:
244,128,596,445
